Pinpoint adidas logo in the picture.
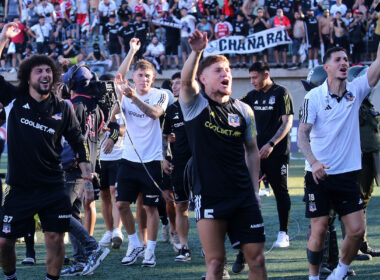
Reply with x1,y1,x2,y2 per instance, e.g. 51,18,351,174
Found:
173,115,179,119
23,103,30,109
325,105,332,110
254,100,258,104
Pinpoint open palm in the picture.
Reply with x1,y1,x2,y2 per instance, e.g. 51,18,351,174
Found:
188,30,208,52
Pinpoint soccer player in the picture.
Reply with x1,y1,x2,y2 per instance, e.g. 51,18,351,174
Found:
162,72,192,261
0,23,92,280
298,45,380,280
113,38,169,268
180,30,267,280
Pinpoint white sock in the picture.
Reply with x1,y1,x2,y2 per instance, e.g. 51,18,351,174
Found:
335,259,349,278
309,276,319,280
309,59,313,65
147,240,157,252
128,233,142,247
313,59,319,66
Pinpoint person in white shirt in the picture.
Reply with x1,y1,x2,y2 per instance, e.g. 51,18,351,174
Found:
30,16,52,53
330,0,347,17
173,8,196,64
36,0,55,25
143,36,165,74
98,0,117,31
112,38,169,268
298,45,380,280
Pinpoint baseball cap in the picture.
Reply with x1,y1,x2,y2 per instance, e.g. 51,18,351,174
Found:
62,65,94,94
353,9,362,14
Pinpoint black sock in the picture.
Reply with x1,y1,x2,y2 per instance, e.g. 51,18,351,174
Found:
4,270,17,280
46,273,59,280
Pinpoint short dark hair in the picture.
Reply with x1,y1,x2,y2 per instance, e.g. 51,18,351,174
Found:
323,46,347,64
171,72,181,80
249,61,270,74
17,54,61,95
161,79,172,91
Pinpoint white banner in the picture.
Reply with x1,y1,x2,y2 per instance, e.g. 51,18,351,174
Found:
203,27,292,57
152,19,181,29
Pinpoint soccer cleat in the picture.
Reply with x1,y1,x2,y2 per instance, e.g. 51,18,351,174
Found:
21,257,36,265
61,262,86,277
141,248,156,267
175,246,191,262
122,244,144,265
360,242,380,257
354,249,372,261
326,268,348,280
170,231,182,252
232,250,245,274
273,231,290,248
112,228,124,249
82,246,110,275
161,224,170,242
99,231,112,247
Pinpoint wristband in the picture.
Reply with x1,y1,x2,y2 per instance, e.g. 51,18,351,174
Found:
268,141,275,147
108,121,120,143
83,177,93,182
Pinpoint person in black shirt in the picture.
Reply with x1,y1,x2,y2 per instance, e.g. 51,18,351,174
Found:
280,0,295,21
264,0,278,18
233,12,249,68
104,14,122,70
133,13,149,59
180,30,267,279
204,0,220,21
241,62,294,248
251,8,270,63
117,0,133,22
46,41,62,60
164,16,181,69
162,72,192,262
0,23,93,280
305,8,320,69
118,17,135,55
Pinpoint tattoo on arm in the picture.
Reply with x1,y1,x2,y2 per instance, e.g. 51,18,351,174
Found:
297,123,317,165
132,96,164,120
271,115,293,144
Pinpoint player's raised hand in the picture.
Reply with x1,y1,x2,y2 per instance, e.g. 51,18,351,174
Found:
0,23,21,40
188,30,208,52
129,38,141,53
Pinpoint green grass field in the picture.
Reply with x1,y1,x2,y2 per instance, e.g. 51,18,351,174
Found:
7,157,380,279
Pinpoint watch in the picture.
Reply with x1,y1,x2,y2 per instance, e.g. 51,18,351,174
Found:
268,141,275,147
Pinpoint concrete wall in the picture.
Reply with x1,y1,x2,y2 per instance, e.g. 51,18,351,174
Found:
4,68,380,119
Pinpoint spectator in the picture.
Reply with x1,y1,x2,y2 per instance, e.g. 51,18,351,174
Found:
342,9,353,26
118,17,135,55
76,0,89,40
203,0,220,21
196,15,214,39
331,11,349,52
53,2,65,23
53,19,66,42
4,0,22,23
85,42,107,61
144,36,165,74
214,14,233,38
318,9,332,53
98,0,117,34
62,36,84,64
251,7,270,63
305,8,320,69
273,8,291,68
36,0,55,26
22,43,35,59
104,14,121,69
265,0,278,19
89,0,100,39
173,8,196,64
330,0,348,17
221,0,236,20
289,11,306,69
280,0,295,22
132,0,150,19
178,0,198,15
233,12,249,67
133,12,150,59
46,41,62,60
350,9,367,65
297,0,313,14
353,0,368,20
117,0,133,21
153,0,170,19
368,10,380,60
30,16,52,54
60,0,76,38
164,16,181,69
242,0,260,19
10,16,25,72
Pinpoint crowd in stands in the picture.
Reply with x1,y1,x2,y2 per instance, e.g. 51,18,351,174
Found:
0,0,379,72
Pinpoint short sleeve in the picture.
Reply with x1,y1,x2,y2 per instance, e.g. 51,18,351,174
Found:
300,95,317,124
179,93,208,121
278,89,294,116
349,73,372,103
152,89,169,111
162,111,171,135
233,99,257,141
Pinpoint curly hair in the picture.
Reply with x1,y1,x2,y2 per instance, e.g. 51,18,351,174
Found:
17,54,62,95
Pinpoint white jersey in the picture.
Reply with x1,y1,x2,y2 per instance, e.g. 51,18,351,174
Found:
100,118,124,161
37,3,55,24
98,0,117,16
77,0,88,13
121,88,169,163
31,23,52,43
146,42,165,56
300,74,371,174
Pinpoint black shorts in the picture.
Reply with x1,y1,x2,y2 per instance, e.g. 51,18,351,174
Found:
14,43,25,54
172,160,190,203
100,160,119,190
116,159,162,206
304,171,363,219
0,185,71,239
162,171,172,191
194,192,265,248
165,44,178,55
108,42,121,55
308,35,320,49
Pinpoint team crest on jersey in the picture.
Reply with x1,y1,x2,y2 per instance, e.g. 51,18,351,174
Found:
269,96,275,105
2,223,10,234
228,113,240,127
309,202,317,212
345,92,354,102
51,113,62,120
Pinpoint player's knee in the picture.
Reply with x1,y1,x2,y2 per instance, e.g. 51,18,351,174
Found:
176,203,188,214
247,252,266,269
100,189,111,202
347,225,365,240
311,222,328,238
116,201,130,213
207,257,224,275
45,232,64,248
0,238,14,252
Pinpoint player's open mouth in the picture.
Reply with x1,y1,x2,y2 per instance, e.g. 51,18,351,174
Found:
339,67,347,73
221,79,229,87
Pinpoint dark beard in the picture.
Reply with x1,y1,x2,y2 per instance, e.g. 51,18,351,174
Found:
31,81,52,96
